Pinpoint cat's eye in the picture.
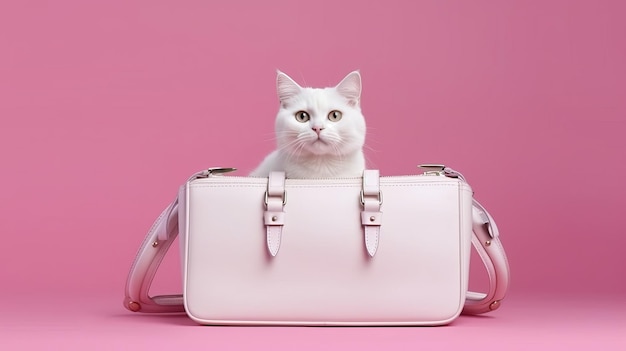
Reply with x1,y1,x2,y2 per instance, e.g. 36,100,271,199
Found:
328,110,342,122
295,111,310,123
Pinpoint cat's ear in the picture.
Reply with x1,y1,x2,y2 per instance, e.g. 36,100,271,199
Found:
276,70,302,105
335,71,361,107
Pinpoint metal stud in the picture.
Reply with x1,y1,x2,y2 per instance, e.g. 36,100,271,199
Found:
489,300,501,311
152,241,159,247
128,301,141,312
485,240,491,247
370,216,376,222
272,216,278,222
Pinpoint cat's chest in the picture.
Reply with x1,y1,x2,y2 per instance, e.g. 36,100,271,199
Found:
282,153,364,178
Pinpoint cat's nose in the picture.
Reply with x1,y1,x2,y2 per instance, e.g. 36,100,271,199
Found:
312,127,324,135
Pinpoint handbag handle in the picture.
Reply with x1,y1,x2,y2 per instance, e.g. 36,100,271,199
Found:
462,199,509,314
123,198,185,313
123,170,510,315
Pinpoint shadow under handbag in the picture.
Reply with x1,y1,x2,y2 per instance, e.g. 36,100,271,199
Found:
123,165,510,326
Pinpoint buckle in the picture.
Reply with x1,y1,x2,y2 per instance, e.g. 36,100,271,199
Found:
360,190,383,206
264,191,287,208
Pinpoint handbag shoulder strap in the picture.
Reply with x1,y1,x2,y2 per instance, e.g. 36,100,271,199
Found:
123,196,184,313
442,166,510,314
463,198,510,314
123,170,510,315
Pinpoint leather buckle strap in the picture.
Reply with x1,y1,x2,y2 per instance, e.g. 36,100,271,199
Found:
264,172,286,257
361,170,383,257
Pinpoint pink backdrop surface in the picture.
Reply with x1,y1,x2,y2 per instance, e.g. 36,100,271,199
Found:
1,0,624,349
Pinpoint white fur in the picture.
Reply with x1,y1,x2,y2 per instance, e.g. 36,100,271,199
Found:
250,71,366,178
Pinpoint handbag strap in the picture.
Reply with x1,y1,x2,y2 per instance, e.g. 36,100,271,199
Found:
462,198,510,314
442,166,510,314
123,196,185,313
123,169,510,315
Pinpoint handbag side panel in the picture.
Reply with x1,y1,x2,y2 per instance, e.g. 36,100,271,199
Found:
182,176,473,326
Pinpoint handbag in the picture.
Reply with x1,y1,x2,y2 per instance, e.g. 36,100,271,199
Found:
123,165,509,326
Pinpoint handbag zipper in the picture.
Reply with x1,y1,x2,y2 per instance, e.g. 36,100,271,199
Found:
190,165,463,182
418,164,464,180
188,167,238,181
207,167,238,175
418,164,447,176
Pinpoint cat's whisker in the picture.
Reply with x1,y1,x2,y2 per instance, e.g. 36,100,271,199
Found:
274,130,299,136
265,130,304,144
288,140,307,164
363,135,383,143
277,139,303,155
333,145,344,161
364,154,378,170
363,144,378,153
296,144,306,163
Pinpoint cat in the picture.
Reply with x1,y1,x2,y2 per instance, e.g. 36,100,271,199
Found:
250,70,366,178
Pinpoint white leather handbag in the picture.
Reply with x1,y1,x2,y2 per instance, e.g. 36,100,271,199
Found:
124,165,509,326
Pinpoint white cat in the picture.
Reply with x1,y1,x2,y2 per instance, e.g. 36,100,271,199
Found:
250,70,366,178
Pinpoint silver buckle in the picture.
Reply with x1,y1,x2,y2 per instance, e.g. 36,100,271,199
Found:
360,190,383,206
264,191,287,208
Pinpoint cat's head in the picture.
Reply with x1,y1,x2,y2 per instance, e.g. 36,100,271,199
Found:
274,71,366,158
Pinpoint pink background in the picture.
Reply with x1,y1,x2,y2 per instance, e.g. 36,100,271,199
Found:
1,0,624,349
